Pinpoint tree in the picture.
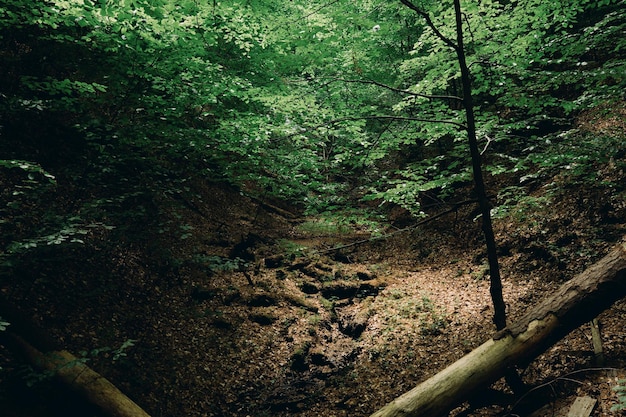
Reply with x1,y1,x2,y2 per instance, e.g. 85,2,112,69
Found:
2,0,624,286
382,0,624,204
333,0,625,327
398,0,507,329
0,1,625,416
0,0,322,262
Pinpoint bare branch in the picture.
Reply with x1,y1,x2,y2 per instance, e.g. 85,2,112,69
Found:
281,114,467,140
330,77,463,102
316,198,481,254
480,135,494,155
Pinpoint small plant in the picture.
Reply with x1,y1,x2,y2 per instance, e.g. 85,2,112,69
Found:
78,339,137,362
308,314,321,326
398,300,420,319
19,365,57,387
290,341,311,371
112,339,137,361
471,264,490,281
491,186,550,222
296,219,351,236
612,379,626,412
277,239,308,258
420,294,437,312
369,262,391,274
0,159,54,178
421,312,448,336
192,254,247,272
281,317,296,331
179,224,194,240
320,297,335,312
389,289,405,299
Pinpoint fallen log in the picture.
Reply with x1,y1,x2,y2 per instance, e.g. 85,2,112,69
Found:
370,240,626,417
0,295,151,417
10,334,151,417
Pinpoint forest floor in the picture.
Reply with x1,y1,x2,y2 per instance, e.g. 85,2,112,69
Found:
2,178,626,417
1,108,626,417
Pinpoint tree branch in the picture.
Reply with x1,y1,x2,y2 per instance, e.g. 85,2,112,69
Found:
330,77,463,102
282,115,467,139
399,0,459,51
326,115,467,130
317,198,481,254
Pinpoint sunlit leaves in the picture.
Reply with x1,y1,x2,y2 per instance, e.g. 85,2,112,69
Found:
0,160,57,184
2,0,624,229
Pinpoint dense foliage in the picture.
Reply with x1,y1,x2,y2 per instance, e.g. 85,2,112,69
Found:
1,3,626,416
1,0,625,275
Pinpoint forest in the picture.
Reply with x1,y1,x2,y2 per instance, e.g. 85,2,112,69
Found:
1,0,626,416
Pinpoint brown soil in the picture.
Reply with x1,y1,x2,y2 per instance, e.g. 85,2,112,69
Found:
1,175,626,417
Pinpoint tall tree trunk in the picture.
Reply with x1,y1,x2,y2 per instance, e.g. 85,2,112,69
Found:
400,0,507,330
452,0,507,330
369,240,626,417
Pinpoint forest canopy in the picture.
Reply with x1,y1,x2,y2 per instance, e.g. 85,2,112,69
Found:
1,0,624,226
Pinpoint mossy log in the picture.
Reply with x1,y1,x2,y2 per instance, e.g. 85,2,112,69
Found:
370,240,626,417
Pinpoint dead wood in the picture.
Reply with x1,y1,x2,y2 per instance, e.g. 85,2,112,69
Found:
0,295,151,417
11,334,151,417
370,240,626,417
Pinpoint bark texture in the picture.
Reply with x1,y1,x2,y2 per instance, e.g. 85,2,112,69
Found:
370,240,626,417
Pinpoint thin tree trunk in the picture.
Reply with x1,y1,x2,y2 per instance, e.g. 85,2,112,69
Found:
369,240,626,417
452,0,506,330
400,0,507,330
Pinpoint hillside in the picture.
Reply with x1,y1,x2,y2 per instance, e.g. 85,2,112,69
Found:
2,104,626,416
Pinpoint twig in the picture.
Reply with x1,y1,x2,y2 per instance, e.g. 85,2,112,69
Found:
329,77,463,102
316,198,479,255
481,135,494,155
505,367,620,416
326,115,468,130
